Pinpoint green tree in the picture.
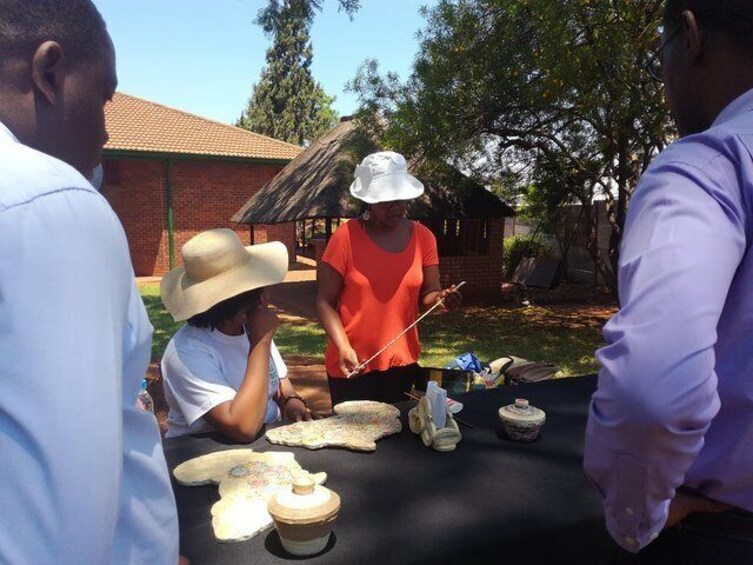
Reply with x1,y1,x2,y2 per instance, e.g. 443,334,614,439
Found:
237,0,355,145
350,0,674,296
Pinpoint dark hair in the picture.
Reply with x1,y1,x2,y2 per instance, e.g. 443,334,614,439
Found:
0,0,109,65
187,288,264,330
664,0,753,51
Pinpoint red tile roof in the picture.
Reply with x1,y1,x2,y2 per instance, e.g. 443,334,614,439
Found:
104,92,302,161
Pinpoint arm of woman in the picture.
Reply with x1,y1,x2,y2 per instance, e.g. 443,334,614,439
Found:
316,262,360,376
276,378,313,422
420,265,463,311
202,308,279,443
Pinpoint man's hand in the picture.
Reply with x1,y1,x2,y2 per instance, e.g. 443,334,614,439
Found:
665,491,731,528
339,346,360,377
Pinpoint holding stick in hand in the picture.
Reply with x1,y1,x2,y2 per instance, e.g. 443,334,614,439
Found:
316,152,463,405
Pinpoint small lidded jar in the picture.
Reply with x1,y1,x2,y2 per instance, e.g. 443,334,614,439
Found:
498,398,546,442
268,474,341,556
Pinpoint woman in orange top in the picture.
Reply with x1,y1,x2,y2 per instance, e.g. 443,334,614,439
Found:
317,151,462,405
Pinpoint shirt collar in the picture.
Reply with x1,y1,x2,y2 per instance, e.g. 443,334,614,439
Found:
712,87,753,128
0,120,20,144
207,327,247,346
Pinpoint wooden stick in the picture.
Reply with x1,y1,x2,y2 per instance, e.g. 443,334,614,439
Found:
345,281,466,379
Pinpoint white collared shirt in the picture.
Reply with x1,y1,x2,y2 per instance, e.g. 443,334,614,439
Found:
0,122,178,564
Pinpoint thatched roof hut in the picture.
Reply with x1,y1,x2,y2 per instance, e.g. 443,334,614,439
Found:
232,119,514,225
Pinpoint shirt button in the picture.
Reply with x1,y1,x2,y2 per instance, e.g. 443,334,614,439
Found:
625,507,634,516
624,536,637,547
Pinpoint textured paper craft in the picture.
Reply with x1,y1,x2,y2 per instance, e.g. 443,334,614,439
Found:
266,400,402,452
173,449,326,543
409,396,462,452
426,381,447,428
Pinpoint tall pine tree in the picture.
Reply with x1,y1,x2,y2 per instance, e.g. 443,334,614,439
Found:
237,0,342,146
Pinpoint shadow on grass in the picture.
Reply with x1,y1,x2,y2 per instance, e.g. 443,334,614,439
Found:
420,305,608,376
140,284,609,376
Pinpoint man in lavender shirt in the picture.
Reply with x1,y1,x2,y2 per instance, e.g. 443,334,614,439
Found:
584,0,753,562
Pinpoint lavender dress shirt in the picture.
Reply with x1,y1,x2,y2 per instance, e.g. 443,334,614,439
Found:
584,89,753,552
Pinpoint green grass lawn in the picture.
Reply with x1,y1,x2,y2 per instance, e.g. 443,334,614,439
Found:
140,284,608,377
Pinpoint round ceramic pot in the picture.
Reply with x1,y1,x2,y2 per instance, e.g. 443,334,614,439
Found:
498,398,546,442
268,475,341,556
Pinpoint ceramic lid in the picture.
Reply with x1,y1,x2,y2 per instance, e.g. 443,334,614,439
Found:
498,398,546,425
268,474,341,525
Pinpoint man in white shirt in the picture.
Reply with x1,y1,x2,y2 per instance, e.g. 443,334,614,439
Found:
0,1,179,563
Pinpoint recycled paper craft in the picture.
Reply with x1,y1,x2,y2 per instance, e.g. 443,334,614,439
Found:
498,398,546,442
173,449,326,543
266,400,401,452
268,474,341,556
408,395,462,452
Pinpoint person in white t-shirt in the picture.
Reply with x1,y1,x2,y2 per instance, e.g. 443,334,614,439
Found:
160,229,312,442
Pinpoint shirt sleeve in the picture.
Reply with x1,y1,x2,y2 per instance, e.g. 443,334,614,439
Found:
162,339,238,426
270,340,288,380
584,151,746,552
321,223,351,276
418,223,440,266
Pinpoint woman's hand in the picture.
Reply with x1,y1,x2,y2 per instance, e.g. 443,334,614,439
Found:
339,346,361,377
283,397,313,422
436,285,463,310
244,304,279,344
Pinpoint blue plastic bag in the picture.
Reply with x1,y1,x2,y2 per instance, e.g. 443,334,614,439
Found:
445,352,484,373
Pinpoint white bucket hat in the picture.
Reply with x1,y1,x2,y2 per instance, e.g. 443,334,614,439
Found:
160,228,288,322
349,151,424,204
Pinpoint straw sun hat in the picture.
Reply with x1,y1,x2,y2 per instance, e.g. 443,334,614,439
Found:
160,229,288,322
349,151,424,204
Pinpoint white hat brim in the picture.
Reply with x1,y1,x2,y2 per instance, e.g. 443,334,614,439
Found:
349,171,424,204
160,241,288,322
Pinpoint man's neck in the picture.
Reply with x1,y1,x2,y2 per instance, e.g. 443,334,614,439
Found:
696,43,753,131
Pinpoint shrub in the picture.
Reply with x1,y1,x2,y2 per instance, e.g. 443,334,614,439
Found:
503,235,551,278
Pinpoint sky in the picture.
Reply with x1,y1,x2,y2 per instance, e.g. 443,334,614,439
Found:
92,0,435,125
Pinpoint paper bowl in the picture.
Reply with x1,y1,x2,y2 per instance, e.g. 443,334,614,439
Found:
498,398,546,442
268,475,340,556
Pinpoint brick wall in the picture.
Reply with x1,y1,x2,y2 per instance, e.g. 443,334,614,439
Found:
438,219,504,304
103,157,294,276
101,160,166,276
252,223,297,264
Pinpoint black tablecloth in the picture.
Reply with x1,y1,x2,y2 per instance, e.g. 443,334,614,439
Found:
164,375,615,564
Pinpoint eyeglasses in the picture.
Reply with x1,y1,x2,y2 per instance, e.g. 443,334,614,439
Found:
646,24,682,83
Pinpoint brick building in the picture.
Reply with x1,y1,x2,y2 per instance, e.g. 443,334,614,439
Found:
234,119,515,304
101,93,302,276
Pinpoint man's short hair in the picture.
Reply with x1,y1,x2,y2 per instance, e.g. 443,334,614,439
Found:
0,0,108,65
664,0,753,52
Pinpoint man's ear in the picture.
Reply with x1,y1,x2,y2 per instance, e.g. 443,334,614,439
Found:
681,10,704,66
31,41,65,107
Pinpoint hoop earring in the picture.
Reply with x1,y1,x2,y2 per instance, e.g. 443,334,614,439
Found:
362,209,371,221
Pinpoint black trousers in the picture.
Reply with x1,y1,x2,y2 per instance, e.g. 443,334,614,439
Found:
327,363,419,406
613,509,753,565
